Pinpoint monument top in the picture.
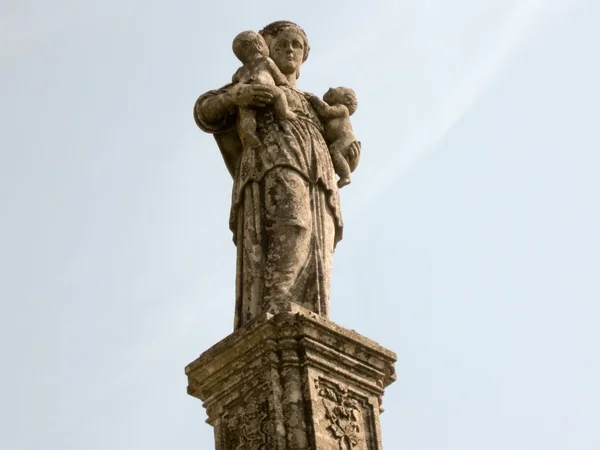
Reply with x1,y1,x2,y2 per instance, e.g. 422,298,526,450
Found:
187,22,396,450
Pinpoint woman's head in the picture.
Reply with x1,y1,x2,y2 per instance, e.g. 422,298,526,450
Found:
259,21,310,78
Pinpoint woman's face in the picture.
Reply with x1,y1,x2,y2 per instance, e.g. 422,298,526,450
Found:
269,29,305,76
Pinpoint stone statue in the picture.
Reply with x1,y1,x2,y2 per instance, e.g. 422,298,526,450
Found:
193,21,361,329
306,88,360,188
231,30,297,149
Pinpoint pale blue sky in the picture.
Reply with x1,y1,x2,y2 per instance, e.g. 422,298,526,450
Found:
1,1,598,449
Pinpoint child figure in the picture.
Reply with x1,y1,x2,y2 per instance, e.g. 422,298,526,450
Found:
307,87,359,188
231,30,297,148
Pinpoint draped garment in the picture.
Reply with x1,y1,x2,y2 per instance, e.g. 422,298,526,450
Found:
194,85,343,329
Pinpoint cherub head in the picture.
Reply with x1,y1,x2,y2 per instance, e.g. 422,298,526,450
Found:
323,87,358,115
232,30,269,63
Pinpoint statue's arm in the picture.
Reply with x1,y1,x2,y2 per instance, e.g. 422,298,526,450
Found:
194,83,276,133
266,58,290,86
194,86,238,133
346,140,361,172
306,94,348,120
231,67,242,84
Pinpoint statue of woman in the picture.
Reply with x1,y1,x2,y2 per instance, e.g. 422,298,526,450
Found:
193,21,360,329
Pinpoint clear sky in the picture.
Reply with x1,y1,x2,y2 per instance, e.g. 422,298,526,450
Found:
1,0,598,449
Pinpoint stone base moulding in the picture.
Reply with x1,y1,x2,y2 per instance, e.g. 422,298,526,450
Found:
185,304,396,450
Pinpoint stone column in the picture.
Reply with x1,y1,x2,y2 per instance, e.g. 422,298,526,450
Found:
185,304,396,449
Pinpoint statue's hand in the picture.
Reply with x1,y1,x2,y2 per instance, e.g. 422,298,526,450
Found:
304,93,324,109
345,140,361,172
228,83,274,108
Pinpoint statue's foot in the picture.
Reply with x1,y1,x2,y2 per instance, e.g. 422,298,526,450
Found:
337,177,351,188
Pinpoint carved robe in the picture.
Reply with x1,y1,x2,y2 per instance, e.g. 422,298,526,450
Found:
194,85,343,329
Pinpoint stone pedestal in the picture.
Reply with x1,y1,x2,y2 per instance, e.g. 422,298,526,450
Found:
185,304,396,449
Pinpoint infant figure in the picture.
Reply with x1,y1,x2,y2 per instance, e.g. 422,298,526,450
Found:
232,30,297,149
307,87,359,188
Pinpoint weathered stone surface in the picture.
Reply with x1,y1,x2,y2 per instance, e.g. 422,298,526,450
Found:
188,20,395,449
185,304,396,449
306,88,360,188
193,21,362,329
